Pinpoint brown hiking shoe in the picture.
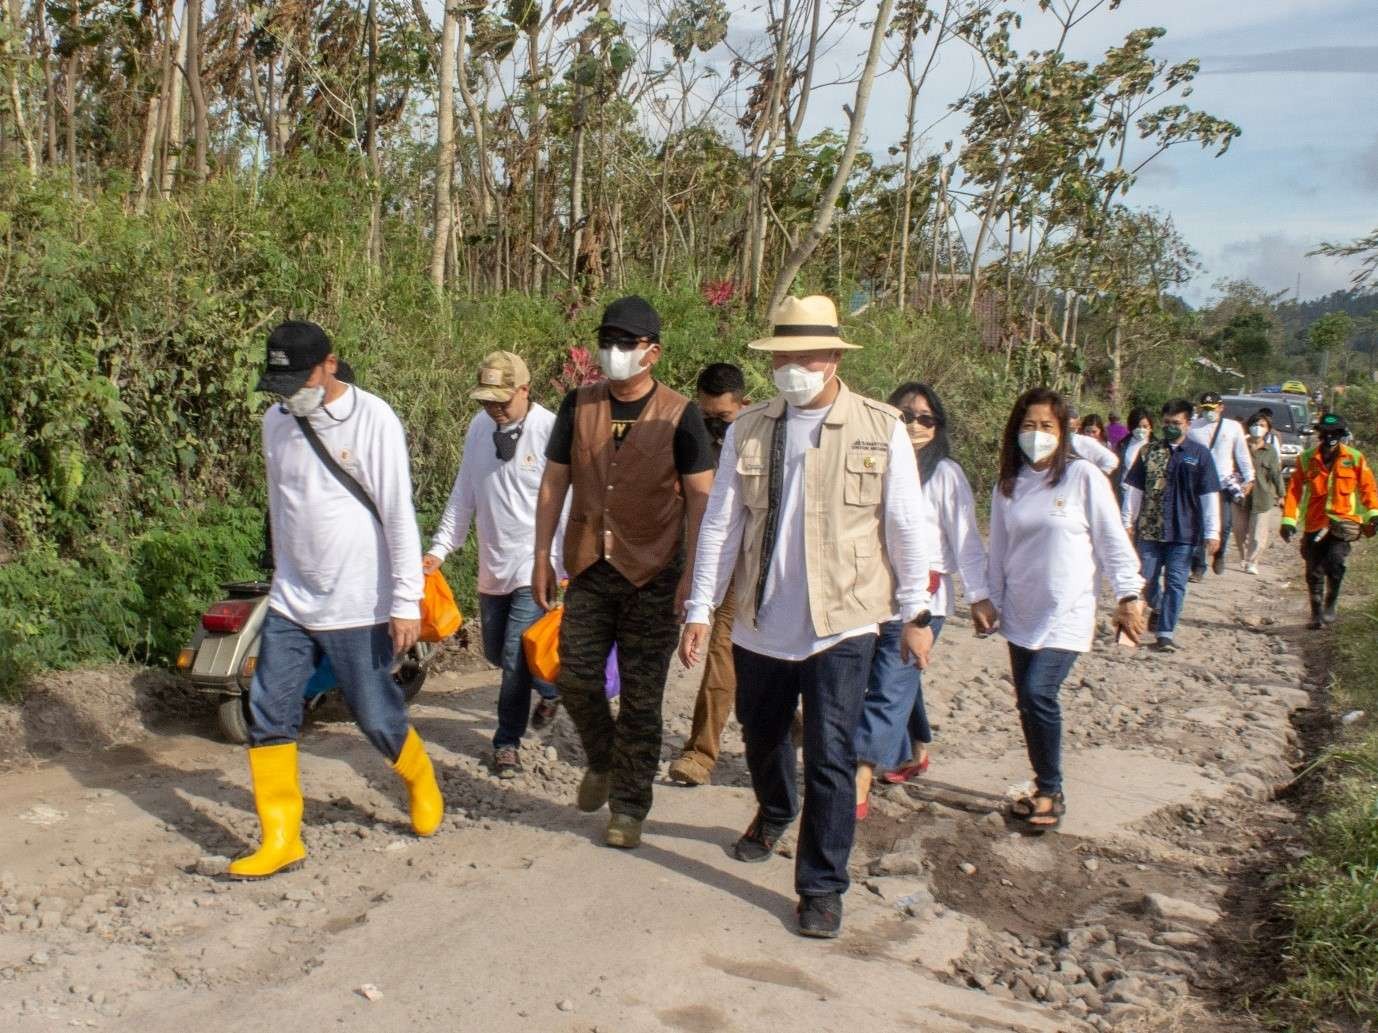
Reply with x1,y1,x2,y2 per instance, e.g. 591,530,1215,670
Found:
605,813,642,849
667,754,711,786
576,769,610,812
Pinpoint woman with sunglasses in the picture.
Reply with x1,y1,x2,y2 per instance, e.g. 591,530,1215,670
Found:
854,383,997,816
988,388,1145,831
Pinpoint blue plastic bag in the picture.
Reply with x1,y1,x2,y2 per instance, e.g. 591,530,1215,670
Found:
604,645,620,700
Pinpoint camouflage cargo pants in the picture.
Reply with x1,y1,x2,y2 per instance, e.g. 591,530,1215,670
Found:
558,558,681,821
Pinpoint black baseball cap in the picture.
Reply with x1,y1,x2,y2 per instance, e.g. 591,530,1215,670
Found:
1198,391,1221,405
598,296,661,341
1318,412,1347,436
256,321,331,394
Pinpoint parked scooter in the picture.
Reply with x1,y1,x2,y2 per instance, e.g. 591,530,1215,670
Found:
177,580,433,743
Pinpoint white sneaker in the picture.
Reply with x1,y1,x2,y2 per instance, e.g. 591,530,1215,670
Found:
1245,563,1259,575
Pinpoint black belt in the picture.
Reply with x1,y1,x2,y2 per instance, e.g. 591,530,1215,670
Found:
753,414,788,628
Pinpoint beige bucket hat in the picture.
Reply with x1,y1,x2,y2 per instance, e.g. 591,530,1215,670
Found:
470,350,531,402
747,295,861,351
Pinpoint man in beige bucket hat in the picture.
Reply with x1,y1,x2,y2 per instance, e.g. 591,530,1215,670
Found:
679,295,935,938
425,351,565,779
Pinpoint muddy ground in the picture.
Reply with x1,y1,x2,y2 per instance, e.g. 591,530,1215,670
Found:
0,540,1327,1033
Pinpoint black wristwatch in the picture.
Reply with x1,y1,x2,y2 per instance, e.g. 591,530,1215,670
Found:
910,610,933,629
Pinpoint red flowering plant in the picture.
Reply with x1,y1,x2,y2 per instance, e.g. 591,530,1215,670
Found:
701,278,736,308
551,345,604,395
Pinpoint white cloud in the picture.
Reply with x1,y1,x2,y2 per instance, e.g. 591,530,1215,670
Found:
1217,232,1366,299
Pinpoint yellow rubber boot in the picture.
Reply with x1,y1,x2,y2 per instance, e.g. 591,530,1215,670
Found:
392,728,444,836
228,743,307,879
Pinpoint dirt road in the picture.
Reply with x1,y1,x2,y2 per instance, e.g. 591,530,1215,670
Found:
0,542,1317,1033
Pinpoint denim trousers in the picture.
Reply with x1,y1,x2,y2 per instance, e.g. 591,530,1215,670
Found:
249,611,409,761
733,633,877,899
1008,643,1079,798
854,618,946,771
1136,539,1194,640
479,588,559,750
1192,498,1233,573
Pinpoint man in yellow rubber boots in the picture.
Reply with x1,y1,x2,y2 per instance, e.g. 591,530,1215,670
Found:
232,321,444,878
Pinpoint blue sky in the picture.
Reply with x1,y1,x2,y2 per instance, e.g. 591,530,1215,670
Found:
781,0,1378,305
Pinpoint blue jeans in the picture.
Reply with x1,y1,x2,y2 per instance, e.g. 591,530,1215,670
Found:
855,618,946,770
1008,643,1079,798
734,634,877,899
1192,498,1232,574
249,611,409,761
479,588,559,750
1137,540,1194,640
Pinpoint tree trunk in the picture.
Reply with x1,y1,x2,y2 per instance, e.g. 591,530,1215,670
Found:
765,0,895,315
4,0,37,173
65,0,79,190
160,5,188,197
1109,317,1124,408
185,0,208,183
966,130,1020,315
364,0,382,269
429,1,458,292
526,24,543,293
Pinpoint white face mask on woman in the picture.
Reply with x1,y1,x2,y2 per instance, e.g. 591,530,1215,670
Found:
283,384,326,417
1249,423,1265,438
1018,430,1059,464
773,363,831,407
1132,427,1149,442
598,346,649,382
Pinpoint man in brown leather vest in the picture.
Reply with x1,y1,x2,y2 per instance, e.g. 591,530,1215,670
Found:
533,296,715,849
679,295,935,939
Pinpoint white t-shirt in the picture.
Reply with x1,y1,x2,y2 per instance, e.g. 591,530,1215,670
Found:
264,386,424,631
427,403,565,596
1188,415,1255,486
987,458,1142,653
686,408,931,661
1072,433,1119,474
922,457,990,616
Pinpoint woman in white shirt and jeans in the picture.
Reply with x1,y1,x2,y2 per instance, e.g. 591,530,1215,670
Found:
855,384,996,815
988,388,1146,831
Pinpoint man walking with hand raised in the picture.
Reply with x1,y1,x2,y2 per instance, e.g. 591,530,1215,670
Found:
532,296,715,849
679,295,934,939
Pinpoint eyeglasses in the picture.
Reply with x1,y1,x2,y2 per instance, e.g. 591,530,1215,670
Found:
597,331,653,352
900,412,938,428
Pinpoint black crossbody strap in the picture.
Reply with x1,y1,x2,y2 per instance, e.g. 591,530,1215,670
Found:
294,416,382,526
752,413,789,627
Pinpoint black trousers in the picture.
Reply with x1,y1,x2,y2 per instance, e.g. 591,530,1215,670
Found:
1301,530,1350,601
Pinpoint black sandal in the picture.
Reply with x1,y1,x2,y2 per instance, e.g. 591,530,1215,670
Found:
1010,791,1065,831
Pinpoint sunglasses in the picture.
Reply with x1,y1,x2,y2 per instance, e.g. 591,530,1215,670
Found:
900,412,938,428
597,331,653,352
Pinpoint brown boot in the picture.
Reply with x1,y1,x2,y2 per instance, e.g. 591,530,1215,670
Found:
667,753,711,786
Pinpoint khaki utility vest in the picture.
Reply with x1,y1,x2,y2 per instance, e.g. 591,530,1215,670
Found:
564,381,689,586
731,380,900,637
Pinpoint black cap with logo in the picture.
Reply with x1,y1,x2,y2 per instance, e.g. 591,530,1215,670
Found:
256,321,331,395
598,296,661,342
1318,412,1348,438
1198,391,1222,406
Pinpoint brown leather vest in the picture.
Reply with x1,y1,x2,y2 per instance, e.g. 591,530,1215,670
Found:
564,381,689,586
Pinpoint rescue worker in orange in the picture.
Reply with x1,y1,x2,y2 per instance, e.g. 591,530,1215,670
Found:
1280,413,1378,628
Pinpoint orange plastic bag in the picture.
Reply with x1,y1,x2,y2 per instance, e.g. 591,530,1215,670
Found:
419,570,463,642
522,605,563,683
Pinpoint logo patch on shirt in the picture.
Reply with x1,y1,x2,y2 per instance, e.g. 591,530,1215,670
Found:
522,452,538,469
850,440,888,452
338,449,352,464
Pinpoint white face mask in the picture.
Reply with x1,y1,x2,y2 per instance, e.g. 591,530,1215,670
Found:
283,384,325,417
598,346,649,382
1018,430,1059,464
1132,427,1149,441
1249,424,1265,438
1201,408,1218,423
773,363,830,407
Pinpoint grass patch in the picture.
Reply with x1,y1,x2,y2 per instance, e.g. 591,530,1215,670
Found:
1274,550,1378,1026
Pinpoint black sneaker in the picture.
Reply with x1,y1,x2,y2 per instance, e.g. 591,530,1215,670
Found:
531,697,560,730
1147,609,1159,634
1153,636,1179,653
797,893,843,938
1212,551,1226,576
1188,570,1204,584
494,746,521,779
732,813,787,863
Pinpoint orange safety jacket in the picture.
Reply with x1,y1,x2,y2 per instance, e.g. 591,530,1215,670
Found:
1281,443,1378,533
